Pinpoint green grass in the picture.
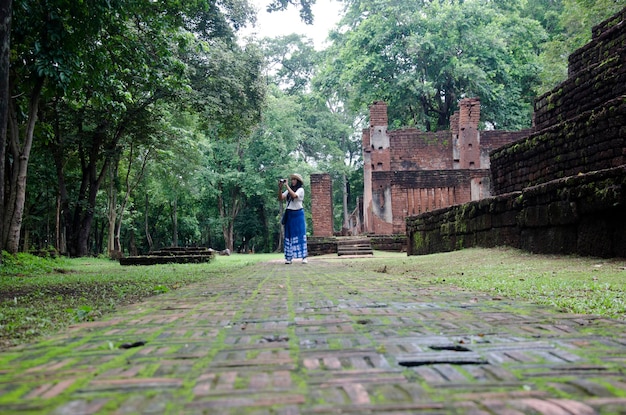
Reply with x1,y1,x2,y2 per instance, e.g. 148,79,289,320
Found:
347,247,626,319
2,247,625,350
0,252,279,349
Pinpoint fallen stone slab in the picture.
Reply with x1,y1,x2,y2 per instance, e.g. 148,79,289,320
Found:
119,254,214,266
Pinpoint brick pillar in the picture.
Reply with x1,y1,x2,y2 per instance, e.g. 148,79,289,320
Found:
310,173,333,237
369,101,388,126
458,98,481,169
362,128,372,233
364,101,391,234
450,110,460,169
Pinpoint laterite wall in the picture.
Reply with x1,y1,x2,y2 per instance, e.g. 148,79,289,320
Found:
407,167,626,258
408,7,626,258
490,8,626,195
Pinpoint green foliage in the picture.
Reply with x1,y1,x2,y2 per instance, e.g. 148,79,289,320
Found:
261,35,319,94
325,0,548,130
14,0,626,260
66,305,97,322
0,252,67,276
153,285,170,294
266,0,316,25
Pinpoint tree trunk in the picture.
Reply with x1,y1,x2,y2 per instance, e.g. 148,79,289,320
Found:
107,162,118,254
0,0,11,257
170,197,178,247
55,192,61,252
217,187,241,253
226,221,234,253
129,228,137,256
113,145,149,255
342,173,349,231
276,201,284,253
97,218,106,255
2,77,43,253
21,227,29,252
145,193,153,252
57,125,113,257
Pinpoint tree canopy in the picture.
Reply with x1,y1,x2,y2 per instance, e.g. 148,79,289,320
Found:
1,0,623,257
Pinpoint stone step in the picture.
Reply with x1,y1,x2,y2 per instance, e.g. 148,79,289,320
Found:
337,241,373,256
338,251,374,256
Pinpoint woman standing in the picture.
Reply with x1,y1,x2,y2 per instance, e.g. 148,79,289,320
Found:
278,173,308,264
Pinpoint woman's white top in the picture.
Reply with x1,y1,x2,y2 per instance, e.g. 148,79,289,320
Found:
283,188,304,210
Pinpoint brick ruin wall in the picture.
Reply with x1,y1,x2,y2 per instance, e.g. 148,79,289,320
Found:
388,131,453,171
407,7,626,258
371,170,488,234
365,123,524,235
407,166,626,257
309,173,333,237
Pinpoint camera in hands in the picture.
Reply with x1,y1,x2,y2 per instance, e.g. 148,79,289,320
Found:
279,178,287,183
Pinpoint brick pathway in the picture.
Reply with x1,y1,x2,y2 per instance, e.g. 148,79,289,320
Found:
1,258,625,414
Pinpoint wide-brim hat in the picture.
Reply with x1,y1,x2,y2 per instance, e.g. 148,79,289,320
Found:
290,173,304,183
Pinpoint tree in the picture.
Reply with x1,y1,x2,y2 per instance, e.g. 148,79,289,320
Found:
265,0,316,24
4,0,132,254
244,86,309,252
106,141,152,257
5,0,259,256
0,0,10,257
261,34,319,94
261,34,363,233
324,0,547,130
533,0,626,94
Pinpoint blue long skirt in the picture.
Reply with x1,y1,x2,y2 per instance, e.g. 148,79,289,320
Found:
284,209,307,260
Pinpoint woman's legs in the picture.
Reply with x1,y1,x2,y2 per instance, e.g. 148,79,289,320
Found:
284,210,307,261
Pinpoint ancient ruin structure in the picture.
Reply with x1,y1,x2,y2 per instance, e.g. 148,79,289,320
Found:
308,98,528,254
310,7,625,257
360,99,528,235
407,7,626,258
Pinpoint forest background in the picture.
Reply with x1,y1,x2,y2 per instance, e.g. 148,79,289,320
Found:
0,0,624,259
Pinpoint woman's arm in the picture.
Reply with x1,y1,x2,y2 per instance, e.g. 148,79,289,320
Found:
279,183,299,201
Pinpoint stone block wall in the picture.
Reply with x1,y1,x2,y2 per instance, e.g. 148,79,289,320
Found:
307,234,407,255
569,8,626,86
536,8,625,131
306,236,338,256
490,7,626,195
369,235,407,252
491,99,626,194
407,166,626,258
310,174,333,237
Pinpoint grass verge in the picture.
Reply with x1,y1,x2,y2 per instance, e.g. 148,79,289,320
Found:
343,247,626,319
0,251,278,349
